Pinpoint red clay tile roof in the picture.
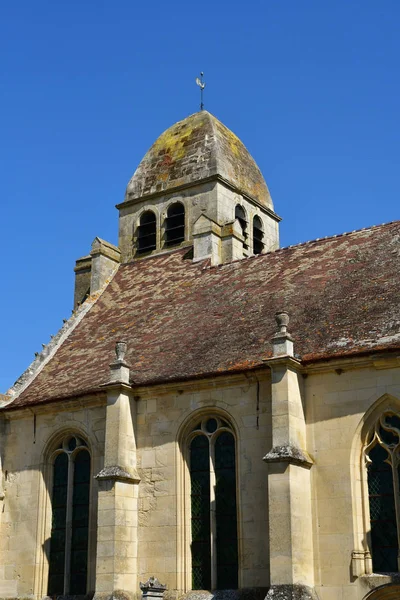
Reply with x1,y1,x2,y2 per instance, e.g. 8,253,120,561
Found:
6,221,400,409
124,111,274,210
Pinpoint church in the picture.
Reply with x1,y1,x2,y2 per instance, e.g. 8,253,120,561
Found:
1,110,399,600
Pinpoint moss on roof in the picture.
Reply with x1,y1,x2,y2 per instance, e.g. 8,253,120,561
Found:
124,111,273,209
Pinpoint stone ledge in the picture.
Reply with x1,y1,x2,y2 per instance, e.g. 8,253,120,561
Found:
178,588,268,600
95,465,140,484
361,573,400,590
265,584,319,599
93,592,133,600
263,445,314,469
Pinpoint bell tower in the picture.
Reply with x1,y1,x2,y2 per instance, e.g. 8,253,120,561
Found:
117,111,281,264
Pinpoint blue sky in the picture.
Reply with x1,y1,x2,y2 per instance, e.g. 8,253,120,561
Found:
1,0,399,391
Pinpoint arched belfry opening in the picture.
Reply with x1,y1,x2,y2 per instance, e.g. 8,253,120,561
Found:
235,205,249,251
253,215,264,254
165,202,185,247
137,210,157,255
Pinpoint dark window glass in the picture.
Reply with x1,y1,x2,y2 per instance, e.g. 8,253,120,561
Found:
190,435,211,590
253,216,264,255
235,205,248,249
70,450,90,594
206,418,218,434
137,211,157,254
385,414,400,432
68,437,77,451
165,203,185,247
48,443,91,596
215,432,238,589
48,453,68,596
378,425,399,446
367,444,398,572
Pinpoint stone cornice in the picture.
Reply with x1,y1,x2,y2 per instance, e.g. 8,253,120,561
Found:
118,174,282,222
262,355,304,372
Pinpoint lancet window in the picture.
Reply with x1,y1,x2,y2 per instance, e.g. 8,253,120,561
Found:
365,411,400,573
165,202,185,247
189,417,238,590
137,210,157,254
253,215,264,254
235,205,248,250
48,435,91,596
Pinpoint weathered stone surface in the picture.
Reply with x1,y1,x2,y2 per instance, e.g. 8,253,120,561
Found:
95,465,140,484
124,111,273,210
179,589,268,600
265,585,319,599
263,445,313,468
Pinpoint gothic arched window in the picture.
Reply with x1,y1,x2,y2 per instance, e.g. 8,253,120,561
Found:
365,412,400,573
253,215,264,255
48,435,91,596
137,210,157,254
235,205,248,250
189,417,238,590
165,202,185,247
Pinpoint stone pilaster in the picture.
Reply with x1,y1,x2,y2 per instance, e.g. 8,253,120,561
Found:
263,314,317,600
221,219,245,262
94,342,140,600
192,214,222,266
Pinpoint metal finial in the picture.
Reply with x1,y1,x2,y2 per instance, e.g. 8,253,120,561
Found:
195,71,206,111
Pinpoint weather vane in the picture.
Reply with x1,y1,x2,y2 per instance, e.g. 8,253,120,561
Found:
195,72,206,111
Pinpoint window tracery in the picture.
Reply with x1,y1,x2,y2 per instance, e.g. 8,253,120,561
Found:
48,435,90,596
365,411,400,573
189,416,238,590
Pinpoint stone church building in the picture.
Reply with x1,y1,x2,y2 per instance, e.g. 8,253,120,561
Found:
1,111,400,600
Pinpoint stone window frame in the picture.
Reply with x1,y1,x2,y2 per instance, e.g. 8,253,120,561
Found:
177,408,242,593
33,428,96,599
252,214,265,255
133,206,160,257
351,394,400,580
162,200,187,249
234,204,249,252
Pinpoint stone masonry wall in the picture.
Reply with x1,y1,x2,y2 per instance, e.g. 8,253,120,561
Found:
306,364,400,600
134,374,272,595
0,400,106,599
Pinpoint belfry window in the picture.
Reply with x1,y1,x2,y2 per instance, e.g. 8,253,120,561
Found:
189,417,238,590
365,411,400,573
253,215,264,254
137,210,157,254
235,205,248,250
165,202,185,247
48,436,90,596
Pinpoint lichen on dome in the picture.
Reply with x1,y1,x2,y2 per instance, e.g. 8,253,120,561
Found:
124,111,273,209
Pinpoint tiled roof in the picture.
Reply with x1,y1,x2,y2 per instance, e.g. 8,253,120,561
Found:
6,221,400,409
124,111,274,210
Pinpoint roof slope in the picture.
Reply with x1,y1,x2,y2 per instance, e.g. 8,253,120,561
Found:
124,111,273,209
7,221,400,409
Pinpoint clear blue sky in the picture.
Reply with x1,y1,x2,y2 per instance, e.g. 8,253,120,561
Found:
1,0,399,392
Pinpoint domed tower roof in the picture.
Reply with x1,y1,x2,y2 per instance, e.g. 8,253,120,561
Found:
124,111,273,210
